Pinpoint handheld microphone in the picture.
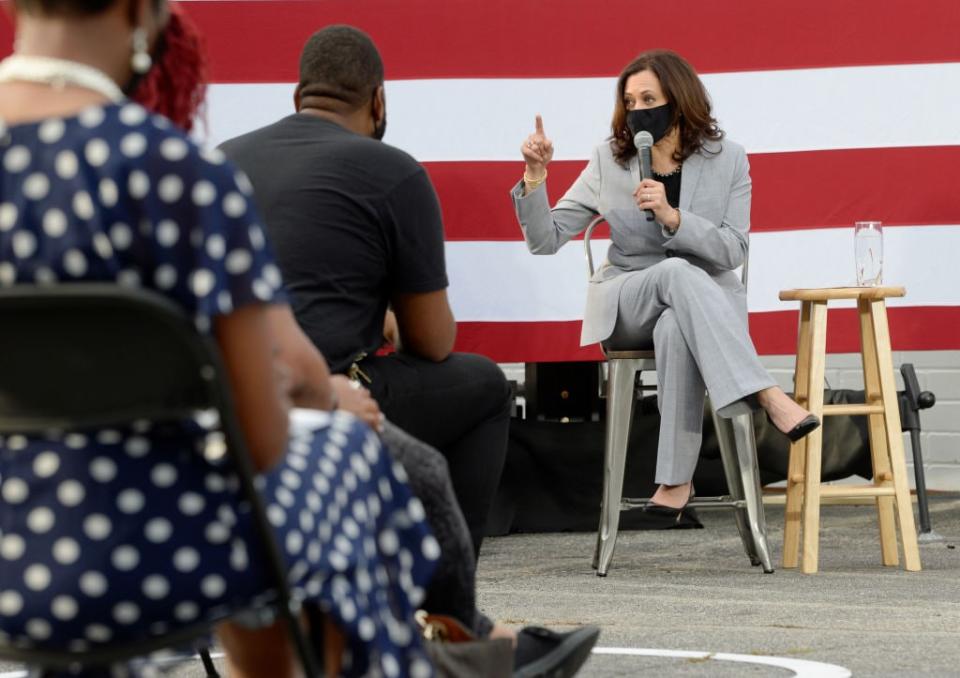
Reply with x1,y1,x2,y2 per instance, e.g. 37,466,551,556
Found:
634,131,655,221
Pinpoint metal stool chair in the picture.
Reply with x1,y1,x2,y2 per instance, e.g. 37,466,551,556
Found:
779,286,921,573
583,217,774,576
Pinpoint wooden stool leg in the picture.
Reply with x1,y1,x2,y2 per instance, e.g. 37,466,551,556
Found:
800,301,828,574
859,298,899,566
869,300,922,571
783,301,812,569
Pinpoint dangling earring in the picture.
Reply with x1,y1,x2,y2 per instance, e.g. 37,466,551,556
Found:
131,28,152,74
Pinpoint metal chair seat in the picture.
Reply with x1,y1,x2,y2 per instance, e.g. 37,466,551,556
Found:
602,348,656,360
582,217,774,576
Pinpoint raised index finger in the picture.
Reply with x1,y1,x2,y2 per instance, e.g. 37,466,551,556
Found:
535,114,545,136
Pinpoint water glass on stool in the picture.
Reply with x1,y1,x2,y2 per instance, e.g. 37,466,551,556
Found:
854,221,883,286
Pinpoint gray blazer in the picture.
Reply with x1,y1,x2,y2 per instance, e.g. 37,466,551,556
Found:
510,138,751,345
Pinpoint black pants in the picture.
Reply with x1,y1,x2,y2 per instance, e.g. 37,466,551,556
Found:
361,352,511,557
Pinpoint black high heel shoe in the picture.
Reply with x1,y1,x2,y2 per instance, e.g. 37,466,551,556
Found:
785,414,821,442
641,487,703,530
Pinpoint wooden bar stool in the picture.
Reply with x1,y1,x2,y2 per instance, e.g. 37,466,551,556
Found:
778,286,921,574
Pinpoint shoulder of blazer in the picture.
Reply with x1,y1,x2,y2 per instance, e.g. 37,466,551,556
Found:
593,140,618,165
695,137,745,164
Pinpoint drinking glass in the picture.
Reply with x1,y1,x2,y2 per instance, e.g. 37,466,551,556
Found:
854,221,883,286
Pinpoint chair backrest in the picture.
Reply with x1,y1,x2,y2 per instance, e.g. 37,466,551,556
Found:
0,284,223,434
582,216,750,288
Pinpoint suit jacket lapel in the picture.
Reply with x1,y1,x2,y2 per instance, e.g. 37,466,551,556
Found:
680,150,704,211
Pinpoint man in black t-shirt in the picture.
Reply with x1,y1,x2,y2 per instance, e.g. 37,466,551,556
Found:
219,26,510,559
222,28,603,677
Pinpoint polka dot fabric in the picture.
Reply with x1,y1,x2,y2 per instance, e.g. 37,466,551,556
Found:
0,105,438,677
0,103,285,328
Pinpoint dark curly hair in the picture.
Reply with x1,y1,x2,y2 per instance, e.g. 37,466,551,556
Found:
609,49,723,168
129,4,207,133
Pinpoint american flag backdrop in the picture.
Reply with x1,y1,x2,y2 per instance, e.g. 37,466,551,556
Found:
3,0,959,363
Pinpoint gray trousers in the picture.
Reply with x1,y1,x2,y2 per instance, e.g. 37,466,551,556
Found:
607,258,776,485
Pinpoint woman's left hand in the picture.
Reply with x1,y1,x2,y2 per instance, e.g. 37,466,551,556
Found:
634,179,680,230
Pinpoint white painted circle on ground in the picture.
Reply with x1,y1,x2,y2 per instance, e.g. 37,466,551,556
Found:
590,647,851,677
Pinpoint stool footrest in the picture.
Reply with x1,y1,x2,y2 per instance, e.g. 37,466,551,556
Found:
818,485,896,498
620,496,747,511
822,403,885,416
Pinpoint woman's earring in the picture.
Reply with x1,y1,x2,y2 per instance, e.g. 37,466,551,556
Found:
131,28,153,74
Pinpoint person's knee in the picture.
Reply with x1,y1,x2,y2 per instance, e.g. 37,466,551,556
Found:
655,257,709,286
381,423,452,496
449,353,512,409
653,309,680,344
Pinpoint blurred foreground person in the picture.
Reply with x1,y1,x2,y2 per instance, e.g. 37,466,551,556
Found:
0,1,437,675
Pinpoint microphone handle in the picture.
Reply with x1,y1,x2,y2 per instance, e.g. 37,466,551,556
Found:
639,145,655,222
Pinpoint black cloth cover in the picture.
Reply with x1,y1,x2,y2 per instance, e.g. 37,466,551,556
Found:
487,390,873,535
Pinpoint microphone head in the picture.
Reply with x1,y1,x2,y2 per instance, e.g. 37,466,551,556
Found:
634,131,654,149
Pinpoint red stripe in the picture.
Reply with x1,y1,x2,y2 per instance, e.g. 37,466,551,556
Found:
174,1,960,82
6,1,952,82
3,2,958,81
455,307,960,363
427,146,960,241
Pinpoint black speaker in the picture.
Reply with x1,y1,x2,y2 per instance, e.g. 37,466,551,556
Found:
524,362,602,422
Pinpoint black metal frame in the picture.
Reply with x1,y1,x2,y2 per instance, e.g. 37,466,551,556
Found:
0,284,321,675
899,363,938,536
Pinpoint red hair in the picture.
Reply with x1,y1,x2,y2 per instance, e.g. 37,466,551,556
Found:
131,3,207,132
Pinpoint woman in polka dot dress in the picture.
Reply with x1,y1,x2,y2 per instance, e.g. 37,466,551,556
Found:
0,1,438,676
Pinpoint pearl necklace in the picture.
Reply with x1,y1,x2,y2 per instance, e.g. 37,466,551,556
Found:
0,54,124,102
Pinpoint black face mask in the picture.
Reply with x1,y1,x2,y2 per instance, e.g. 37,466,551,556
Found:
626,103,675,144
373,113,387,141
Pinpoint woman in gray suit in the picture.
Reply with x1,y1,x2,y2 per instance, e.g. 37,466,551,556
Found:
511,49,818,523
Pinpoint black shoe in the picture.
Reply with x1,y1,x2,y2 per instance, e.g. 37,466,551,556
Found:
513,625,600,678
785,414,821,442
640,502,704,530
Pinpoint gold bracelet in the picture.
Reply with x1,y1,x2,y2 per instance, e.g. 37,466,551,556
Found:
523,169,548,187
664,209,681,236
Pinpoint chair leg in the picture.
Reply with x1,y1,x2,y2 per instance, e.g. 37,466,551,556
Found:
731,411,774,573
712,409,760,567
199,646,221,677
593,359,639,577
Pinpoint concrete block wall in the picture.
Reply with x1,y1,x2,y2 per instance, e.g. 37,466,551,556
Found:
501,349,960,491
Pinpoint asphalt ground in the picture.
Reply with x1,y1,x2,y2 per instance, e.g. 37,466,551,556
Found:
2,496,958,676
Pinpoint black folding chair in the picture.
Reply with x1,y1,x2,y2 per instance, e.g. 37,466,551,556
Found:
0,283,321,676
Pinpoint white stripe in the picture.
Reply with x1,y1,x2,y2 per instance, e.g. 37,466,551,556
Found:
591,647,851,678
444,225,960,321
200,63,960,159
